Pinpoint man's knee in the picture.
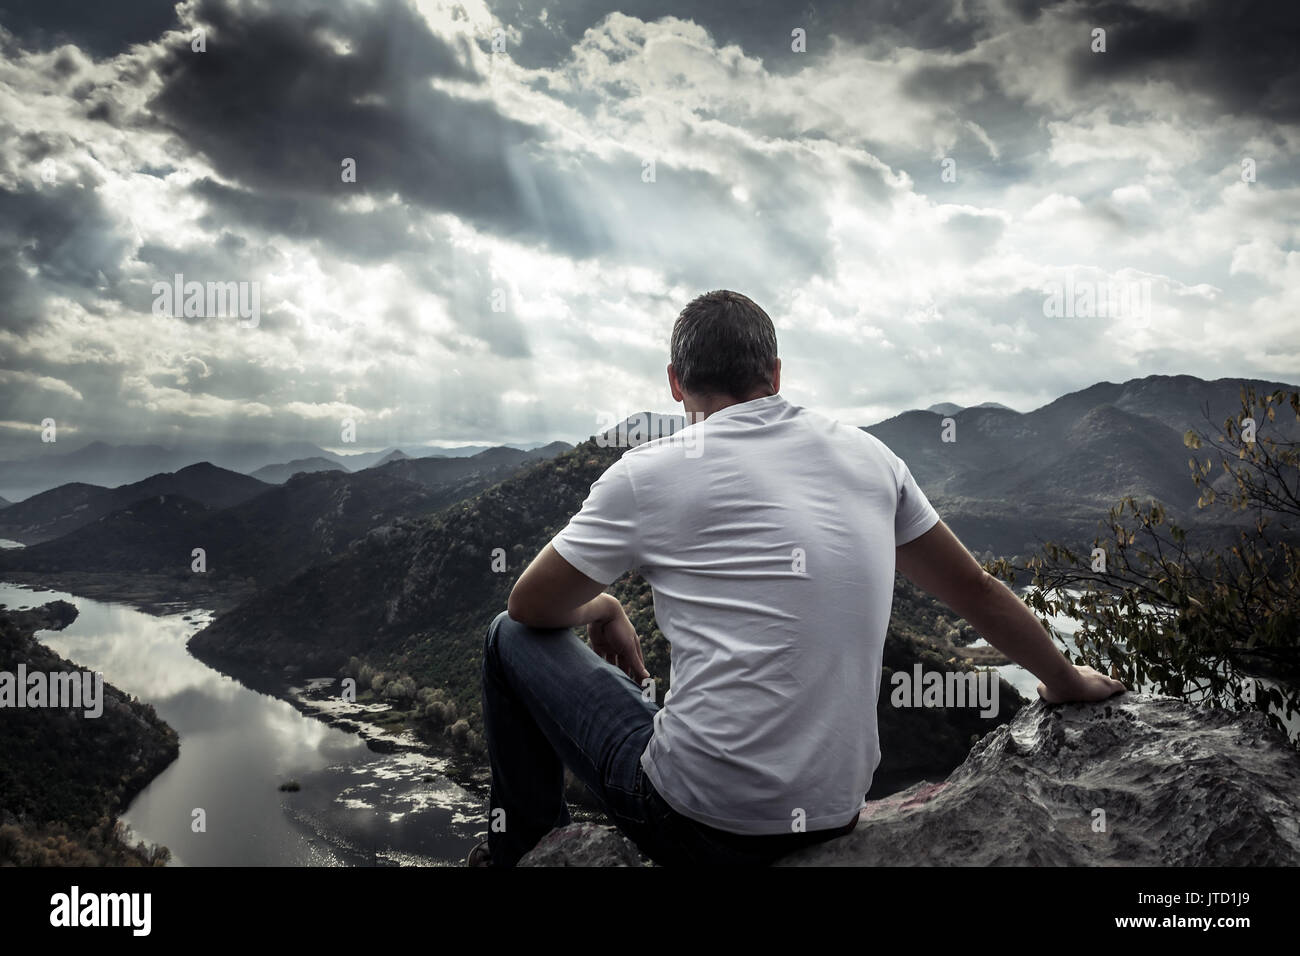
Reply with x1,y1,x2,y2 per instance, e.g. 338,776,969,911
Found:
485,608,512,659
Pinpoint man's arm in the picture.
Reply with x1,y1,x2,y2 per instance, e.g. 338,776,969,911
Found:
508,543,609,628
895,520,1125,703
507,544,649,681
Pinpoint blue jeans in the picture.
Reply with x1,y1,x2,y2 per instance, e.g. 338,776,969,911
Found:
480,610,858,866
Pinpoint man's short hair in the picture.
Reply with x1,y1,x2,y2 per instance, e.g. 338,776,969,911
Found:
670,290,778,399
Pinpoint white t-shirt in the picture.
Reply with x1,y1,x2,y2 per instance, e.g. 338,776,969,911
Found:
550,392,940,835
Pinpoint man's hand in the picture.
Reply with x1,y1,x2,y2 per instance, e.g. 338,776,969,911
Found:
587,596,650,683
1037,663,1127,704
507,546,650,682
897,522,1129,705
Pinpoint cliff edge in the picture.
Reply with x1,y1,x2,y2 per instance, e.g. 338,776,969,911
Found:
520,693,1300,866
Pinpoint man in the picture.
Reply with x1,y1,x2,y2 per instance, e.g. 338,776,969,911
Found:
473,289,1125,867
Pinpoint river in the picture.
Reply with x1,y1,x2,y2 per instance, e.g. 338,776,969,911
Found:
0,577,487,866
4,562,1293,864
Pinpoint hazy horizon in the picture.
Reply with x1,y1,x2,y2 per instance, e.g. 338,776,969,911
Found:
4,368,1299,474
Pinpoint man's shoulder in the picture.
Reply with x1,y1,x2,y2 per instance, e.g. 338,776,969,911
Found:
618,423,705,461
852,426,894,458
589,439,678,486
798,406,893,456
797,412,907,490
612,403,896,468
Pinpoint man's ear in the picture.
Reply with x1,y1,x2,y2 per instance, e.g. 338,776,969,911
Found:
667,363,684,402
771,357,782,393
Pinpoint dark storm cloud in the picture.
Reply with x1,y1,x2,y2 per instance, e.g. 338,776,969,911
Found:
11,127,63,164
401,254,536,361
0,345,134,460
0,0,178,58
149,0,845,303
143,0,609,259
0,179,134,332
189,179,427,262
1062,0,1300,123
895,57,1049,173
495,0,981,72
902,60,1001,106
148,354,285,404
194,135,844,356
131,226,291,327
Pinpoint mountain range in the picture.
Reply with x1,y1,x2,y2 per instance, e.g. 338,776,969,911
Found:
0,372,1292,794
192,374,1279,671
867,374,1297,554
185,374,1295,761
0,463,268,544
3,372,1288,572
0,443,572,586
0,439,567,503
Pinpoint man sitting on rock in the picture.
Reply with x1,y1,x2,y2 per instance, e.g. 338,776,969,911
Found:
472,289,1125,867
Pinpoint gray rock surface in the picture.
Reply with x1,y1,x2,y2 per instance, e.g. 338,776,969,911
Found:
519,815,647,866
519,694,1300,866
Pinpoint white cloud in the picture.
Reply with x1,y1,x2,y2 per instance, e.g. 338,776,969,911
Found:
0,0,1296,457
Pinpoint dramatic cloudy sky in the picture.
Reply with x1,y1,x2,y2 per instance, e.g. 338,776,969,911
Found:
0,0,1296,456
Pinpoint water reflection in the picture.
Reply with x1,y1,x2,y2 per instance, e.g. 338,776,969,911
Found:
0,582,486,866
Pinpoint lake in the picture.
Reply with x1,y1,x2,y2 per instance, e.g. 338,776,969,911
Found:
0,580,487,866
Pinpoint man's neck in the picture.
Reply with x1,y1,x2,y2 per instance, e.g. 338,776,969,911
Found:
689,389,777,421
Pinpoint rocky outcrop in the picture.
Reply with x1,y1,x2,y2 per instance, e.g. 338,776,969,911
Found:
516,817,647,867
1,598,79,632
519,693,1300,866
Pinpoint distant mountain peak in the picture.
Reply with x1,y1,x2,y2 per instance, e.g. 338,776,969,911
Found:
921,401,1017,416
598,411,687,447
248,457,345,484
176,460,222,474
